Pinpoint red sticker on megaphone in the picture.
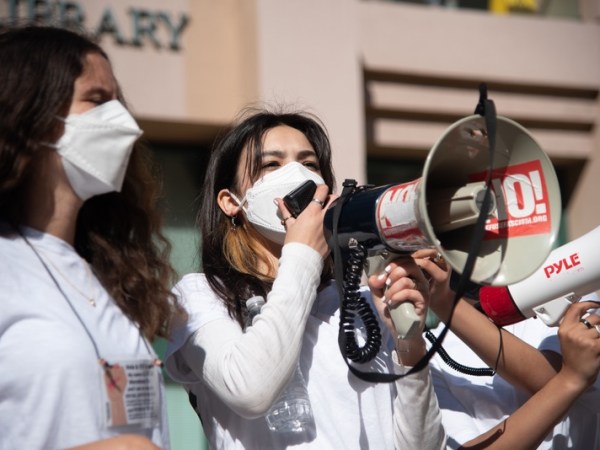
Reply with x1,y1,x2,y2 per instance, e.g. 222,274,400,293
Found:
469,160,551,238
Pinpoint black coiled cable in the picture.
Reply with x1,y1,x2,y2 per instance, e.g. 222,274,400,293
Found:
340,242,382,363
425,330,495,376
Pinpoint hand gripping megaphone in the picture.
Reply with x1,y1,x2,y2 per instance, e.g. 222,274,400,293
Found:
479,225,600,327
325,114,562,340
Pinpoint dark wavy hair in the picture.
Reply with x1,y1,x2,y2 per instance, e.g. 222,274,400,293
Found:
199,107,337,327
0,25,179,339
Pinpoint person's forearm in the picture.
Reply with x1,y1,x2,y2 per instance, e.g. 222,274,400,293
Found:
182,243,323,417
393,365,446,450
461,370,586,449
433,297,557,393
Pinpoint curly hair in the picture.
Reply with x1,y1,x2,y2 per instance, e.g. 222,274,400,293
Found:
198,106,336,327
0,25,179,339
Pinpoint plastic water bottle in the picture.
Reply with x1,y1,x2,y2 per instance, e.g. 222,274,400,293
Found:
245,296,265,328
244,297,315,434
265,364,314,433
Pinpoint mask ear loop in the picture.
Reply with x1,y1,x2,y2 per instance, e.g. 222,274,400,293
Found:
39,116,70,149
227,190,245,208
39,119,66,149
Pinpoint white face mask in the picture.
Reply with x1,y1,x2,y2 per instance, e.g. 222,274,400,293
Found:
230,161,325,245
52,100,143,201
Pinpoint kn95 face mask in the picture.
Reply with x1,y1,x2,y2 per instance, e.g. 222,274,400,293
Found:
229,162,325,245
53,99,143,201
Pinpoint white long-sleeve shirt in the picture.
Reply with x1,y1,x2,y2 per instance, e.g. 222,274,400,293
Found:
0,224,169,450
166,243,445,449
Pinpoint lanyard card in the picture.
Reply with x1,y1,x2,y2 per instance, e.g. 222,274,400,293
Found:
101,359,161,429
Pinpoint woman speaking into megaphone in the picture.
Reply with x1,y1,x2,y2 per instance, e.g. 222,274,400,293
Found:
163,107,446,450
415,248,600,449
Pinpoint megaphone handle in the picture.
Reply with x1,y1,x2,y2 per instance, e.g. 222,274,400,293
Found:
389,303,422,340
364,253,423,340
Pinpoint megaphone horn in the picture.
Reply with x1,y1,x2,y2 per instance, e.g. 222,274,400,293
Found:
325,114,562,287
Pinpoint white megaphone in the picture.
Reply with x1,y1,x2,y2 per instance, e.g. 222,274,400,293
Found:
478,225,600,327
325,114,562,339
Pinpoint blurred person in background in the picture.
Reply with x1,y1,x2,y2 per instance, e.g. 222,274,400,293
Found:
0,25,181,450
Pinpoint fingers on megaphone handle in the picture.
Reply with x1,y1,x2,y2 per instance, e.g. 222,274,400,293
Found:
381,263,429,313
411,248,438,260
579,307,600,338
565,301,600,319
414,253,451,285
432,252,448,271
381,264,429,340
562,301,600,330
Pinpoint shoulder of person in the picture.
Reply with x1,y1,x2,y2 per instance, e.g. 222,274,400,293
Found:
173,272,210,295
172,273,229,313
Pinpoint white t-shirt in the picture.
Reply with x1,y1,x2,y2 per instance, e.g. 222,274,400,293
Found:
166,243,446,450
0,223,169,450
429,297,600,450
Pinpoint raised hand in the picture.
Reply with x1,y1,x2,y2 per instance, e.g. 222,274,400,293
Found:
368,257,430,363
412,248,454,321
275,184,336,257
557,301,600,390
